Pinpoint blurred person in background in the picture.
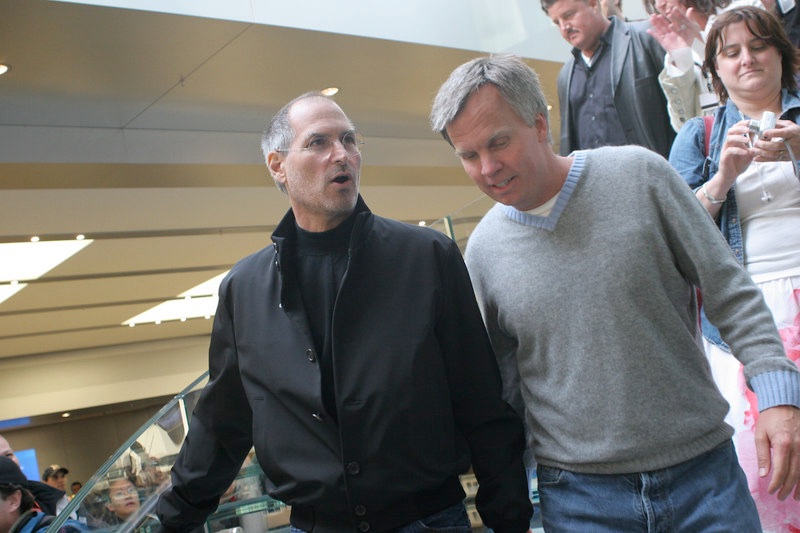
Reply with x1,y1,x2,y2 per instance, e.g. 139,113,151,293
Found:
41,466,68,494
0,456,84,533
103,477,140,525
600,0,627,18
0,437,70,518
542,0,675,157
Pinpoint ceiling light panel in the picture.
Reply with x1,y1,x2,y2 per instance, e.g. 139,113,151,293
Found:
0,283,27,306
0,240,93,283
123,272,228,325
123,295,218,326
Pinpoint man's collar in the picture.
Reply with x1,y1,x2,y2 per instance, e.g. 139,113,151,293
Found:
273,194,371,242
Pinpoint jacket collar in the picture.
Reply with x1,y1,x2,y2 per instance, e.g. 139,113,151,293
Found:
271,194,372,250
721,88,800,122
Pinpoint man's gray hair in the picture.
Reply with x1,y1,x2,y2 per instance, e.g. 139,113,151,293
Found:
430,54,551,145
260,91,342,193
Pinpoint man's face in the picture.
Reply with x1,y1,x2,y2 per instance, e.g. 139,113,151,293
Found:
268,97,361,232
547,0,608,54
106,479,140,520
45,472,66,491
446,85,552,211
0,439,18,467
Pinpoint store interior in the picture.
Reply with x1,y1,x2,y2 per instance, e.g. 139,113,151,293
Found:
0,0,646,529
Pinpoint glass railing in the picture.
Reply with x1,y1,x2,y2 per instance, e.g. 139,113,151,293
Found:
425,194,494,252
46,193,547,533
47,372,291,533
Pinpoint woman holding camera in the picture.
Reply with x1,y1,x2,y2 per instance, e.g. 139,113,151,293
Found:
669,6,800,531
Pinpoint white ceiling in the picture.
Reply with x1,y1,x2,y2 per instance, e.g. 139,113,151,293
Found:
0,0,589,420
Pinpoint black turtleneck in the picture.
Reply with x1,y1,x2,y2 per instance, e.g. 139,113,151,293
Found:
294,213,356,422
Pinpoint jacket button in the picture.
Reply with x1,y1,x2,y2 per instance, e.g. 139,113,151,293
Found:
312,412,324,422
306,348,316,362
354,505,366,516
346,461,360,475
358,521,370,532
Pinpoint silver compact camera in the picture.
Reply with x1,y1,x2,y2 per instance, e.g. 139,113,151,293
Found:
748,111,776,141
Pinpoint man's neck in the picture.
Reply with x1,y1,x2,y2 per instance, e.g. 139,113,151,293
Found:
581,19,612,59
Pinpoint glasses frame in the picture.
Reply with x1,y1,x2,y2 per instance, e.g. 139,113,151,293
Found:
276,131,364,157
109,486,139,501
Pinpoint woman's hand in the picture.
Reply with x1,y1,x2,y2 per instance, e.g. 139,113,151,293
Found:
696,119,752,215
753,119,800,163
717,119,756,186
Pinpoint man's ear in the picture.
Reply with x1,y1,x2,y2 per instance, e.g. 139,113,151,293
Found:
267,151,287,188
6,489,22,513
535,113,550,141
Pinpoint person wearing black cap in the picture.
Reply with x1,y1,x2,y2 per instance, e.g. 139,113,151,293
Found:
0,456,84,533
41,466,68,493
0,436,69,518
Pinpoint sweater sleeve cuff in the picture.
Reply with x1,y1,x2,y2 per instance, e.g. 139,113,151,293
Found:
750,370,800,411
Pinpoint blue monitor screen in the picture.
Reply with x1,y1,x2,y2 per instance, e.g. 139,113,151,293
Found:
15,449,40,481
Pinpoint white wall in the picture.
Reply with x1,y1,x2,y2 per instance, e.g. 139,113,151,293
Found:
0,336,209,420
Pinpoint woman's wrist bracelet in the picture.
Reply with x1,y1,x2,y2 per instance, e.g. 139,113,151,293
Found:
701,183,726,204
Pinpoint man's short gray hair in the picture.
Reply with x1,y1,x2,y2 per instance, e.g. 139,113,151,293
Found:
430,54,551,145
260,91,340,193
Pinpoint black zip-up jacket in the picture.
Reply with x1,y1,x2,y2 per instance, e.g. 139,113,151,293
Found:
156,197,531,532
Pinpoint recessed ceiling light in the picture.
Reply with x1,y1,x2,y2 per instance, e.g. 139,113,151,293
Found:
61,412,71,418
321,87,339,96
0,65,9,76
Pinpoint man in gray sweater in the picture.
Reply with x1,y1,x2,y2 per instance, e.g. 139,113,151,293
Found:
430,54,800,531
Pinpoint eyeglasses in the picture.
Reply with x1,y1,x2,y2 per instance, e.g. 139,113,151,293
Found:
277,132,364,157
110,486,138,500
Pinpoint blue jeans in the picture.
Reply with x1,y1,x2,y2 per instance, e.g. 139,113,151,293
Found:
537,441,761,532
289,502,470,533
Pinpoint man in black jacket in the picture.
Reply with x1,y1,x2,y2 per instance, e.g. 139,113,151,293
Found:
155,93,532,533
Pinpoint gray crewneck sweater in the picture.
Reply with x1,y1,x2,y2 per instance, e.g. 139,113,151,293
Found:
465,146,800,474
